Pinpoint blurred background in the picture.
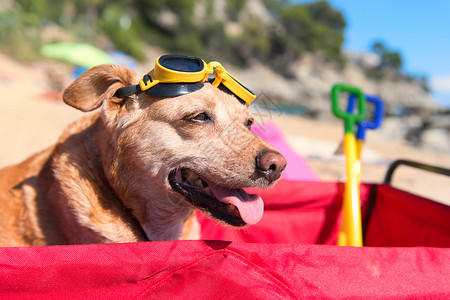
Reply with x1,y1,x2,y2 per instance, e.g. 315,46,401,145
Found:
0,0,449,203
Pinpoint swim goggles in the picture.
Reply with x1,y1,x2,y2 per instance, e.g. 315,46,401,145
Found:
115,55,256,106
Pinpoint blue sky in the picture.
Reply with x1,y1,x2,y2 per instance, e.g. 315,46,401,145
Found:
295,0,450,107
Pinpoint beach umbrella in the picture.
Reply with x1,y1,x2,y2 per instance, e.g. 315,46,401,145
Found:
107,50,138,70
40,42,115,68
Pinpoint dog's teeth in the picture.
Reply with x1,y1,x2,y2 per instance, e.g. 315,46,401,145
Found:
194,179,203,188
186,170,198,183
180,169,209,190
226,204,239,216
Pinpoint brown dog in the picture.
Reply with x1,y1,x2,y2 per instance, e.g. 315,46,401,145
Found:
0,64,286,246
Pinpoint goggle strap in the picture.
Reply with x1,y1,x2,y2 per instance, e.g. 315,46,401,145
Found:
115,73,152,98
211,76,221,87
210,65,224,87
143,74,152,83
140,74,159,91
115,84,141,98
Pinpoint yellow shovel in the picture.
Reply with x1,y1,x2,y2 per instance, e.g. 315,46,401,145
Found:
331,84,367,247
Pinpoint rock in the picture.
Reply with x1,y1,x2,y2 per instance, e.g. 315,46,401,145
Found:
428,113,450,129
421,128,450,152
374,117,423,142
230,52,447,151
376,81,435,111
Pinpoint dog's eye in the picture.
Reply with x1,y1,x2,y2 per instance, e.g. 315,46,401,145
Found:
187,112,212,123
245,118,254,129
193,112,210,121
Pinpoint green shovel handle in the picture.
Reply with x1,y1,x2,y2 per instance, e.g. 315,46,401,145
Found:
331,84,367,134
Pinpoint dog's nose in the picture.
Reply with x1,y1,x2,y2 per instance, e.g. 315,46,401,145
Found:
256,151,287,182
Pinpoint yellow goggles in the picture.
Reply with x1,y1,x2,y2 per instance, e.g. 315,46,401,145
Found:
115,55,256,106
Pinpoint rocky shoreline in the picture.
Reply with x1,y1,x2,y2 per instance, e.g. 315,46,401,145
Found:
231,53,450,153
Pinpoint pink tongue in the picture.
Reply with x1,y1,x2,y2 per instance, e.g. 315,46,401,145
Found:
208,185,264,225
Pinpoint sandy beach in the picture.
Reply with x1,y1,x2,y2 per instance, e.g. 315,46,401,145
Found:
1,53,449,205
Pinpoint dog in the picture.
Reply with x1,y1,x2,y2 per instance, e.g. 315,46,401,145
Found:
0,64,286,246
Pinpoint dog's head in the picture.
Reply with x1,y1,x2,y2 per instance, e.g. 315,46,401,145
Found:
63,64,286,238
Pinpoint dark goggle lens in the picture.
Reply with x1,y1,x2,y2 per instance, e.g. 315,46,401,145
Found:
158,55,204,72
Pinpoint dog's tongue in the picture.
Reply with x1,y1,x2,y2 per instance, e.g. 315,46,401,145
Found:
208,185,264,225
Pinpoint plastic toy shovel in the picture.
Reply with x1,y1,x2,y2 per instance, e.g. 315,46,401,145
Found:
331,84,366,247
347,94,384,185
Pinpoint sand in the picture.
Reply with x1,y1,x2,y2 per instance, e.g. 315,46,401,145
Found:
1,53,449,205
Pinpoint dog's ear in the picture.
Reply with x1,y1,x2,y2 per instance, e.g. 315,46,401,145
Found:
63,64,137,112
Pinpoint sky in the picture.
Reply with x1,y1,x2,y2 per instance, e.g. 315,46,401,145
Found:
295,0,450,107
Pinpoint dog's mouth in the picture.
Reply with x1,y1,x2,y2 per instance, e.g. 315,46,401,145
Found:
168,168,263,227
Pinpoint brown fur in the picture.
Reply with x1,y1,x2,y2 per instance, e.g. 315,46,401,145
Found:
0,64,285,246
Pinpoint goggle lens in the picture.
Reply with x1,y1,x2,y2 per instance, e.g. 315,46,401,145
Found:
158,55,205,73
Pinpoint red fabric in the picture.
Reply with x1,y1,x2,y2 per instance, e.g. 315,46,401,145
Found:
200,180,373,244
0,241,449,299
1,180,449,298
200,180,450,248
365,184,450,247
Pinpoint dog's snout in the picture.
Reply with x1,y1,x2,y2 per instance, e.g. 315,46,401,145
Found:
255,151,287,182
